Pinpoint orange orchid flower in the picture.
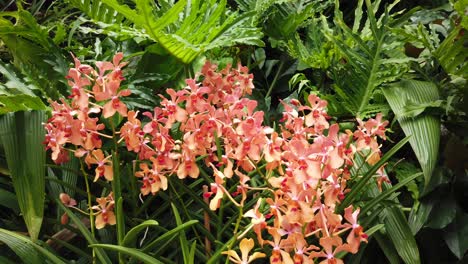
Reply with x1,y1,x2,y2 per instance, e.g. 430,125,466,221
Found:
222,238,266,264
92,193,116,229
85,149,113,182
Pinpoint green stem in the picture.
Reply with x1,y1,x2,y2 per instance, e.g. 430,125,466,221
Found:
265,60,285,98
110,120,125,264
80,159,96,264
224,207,244,264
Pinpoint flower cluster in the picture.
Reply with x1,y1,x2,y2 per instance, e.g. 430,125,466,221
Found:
117,62,388,262
45,53,130,228
45,54,389,260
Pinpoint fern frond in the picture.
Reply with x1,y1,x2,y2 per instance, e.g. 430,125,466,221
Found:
100,0,264,64
326,0,409,118
0,8,69,99
67,0,126,24
435,26,468,79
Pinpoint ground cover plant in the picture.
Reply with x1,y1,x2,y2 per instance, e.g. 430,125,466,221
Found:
0,0,466,263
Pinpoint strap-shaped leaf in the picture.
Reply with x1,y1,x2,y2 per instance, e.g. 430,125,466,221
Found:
383,79,440,187
56,201,112,264
350,145,420,264
0,111,46,241
0,228,66,264
90,244,165,264
122,220,159,247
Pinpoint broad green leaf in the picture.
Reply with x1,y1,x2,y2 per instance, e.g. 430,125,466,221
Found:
426,194,457,229
90,244,164,264
0,228,66,264
123,220,159,247
0,111,46,241
382,206,421,264
60,154,80,196
399,100,443,118
443,211,468,259
383,79,440,187
56,201,112,264
373,231,401,264
0,187,20,213
408,199,433,235
0,95,47,115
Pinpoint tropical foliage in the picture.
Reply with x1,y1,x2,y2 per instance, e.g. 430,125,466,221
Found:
0,0,466,263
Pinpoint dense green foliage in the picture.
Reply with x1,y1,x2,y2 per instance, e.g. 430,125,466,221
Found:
0,0,466,263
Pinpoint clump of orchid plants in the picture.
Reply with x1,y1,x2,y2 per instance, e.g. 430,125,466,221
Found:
44,53,389,263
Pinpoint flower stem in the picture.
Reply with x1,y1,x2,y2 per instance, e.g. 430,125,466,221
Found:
80,159,96,263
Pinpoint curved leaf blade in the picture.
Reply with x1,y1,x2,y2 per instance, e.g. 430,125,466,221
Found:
56,200,112,264
0,111,46,241
0,228,66,264
122,220,159,247
383,79,440,187
90,244,165,264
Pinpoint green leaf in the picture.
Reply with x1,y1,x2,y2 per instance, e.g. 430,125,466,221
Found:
408,199,433,235
171,203,191,264
67,0,125,24
0,228,66,264
0,63,37,96
426,194,457,229
373,231,401,264
56,201,112,264
111,152,125,252
101,0,263,63
382,206,421,264
351,146,420,264
0,187,20,213
141,220,198,253
0,95,47,114
338,135,411,212
435,26,468,79
90,244,165,264
361,172,423,216
122,220,159,247
60,154,80,197
0,111,46,241
399,100,443,118
324,0,407,118
383,79,440,187
443,211,468,259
